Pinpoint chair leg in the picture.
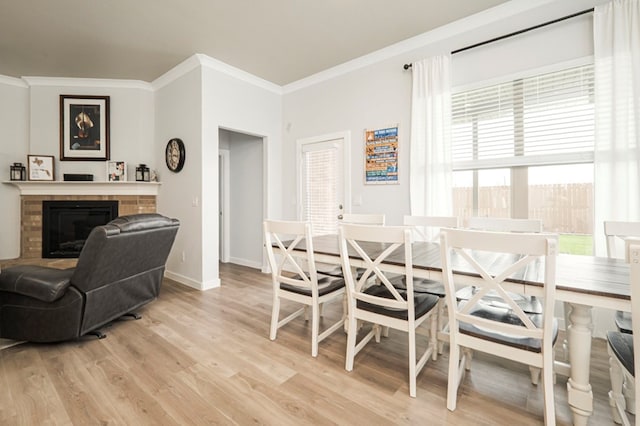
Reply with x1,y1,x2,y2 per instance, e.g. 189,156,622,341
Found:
623,377,636,415
374,324,382,343
269,295,280,340
345,315,357,371
562,301,572,361
381,326,390,338
529,366,541,385
447,341,460,411
430,313,438,361
311,303,320,357
437,299,447,355
541,349,556,426
409,328,417,397
462,348,473,371
609,346,627,425
342,293,349,332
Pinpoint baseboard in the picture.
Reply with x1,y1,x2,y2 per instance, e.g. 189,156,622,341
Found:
228,257,262,270
164,270,220,291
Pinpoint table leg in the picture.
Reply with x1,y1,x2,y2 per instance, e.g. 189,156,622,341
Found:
566,303,594,426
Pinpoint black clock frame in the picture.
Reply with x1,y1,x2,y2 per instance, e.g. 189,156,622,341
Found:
165,138,185,172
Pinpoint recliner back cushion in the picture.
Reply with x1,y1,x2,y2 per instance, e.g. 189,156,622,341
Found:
71,216,179,293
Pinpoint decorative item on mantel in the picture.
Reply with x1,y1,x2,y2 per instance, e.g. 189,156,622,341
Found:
10,162,26,181
136,164,150,182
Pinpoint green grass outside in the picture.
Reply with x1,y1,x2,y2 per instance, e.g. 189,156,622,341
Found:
558,234,593,255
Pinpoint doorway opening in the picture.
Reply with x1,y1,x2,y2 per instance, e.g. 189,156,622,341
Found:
218,128,266,269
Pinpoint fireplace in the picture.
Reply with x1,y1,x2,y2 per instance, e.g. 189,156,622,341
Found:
42,200,119,258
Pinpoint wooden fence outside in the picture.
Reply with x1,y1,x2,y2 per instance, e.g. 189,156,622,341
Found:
453,183,593,234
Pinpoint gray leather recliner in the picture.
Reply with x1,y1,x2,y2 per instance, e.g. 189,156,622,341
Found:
0,213,180,342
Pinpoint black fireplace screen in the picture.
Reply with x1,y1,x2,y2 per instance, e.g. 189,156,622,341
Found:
42,200,118,258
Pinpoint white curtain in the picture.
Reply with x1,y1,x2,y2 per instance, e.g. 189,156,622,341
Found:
593,0,640,255
409,55,453,218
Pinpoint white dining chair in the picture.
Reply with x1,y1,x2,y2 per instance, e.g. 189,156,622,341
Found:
263,220,345,357
607,241,640,426
317,213,386,279
339,223,438,397
403,215,459,353
605,221,640,336
605,221,640,414
340,213,386,225
440,228,558,425
467,216,543,233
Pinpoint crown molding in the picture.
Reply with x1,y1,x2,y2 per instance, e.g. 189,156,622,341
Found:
196,54,282,95
152,54,282,95
283,0,561,93
21,76,152,90
150,55,202,90
0,75,28,88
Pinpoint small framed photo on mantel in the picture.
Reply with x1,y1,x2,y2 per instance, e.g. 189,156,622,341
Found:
107,161,126,182
60,95,110,161
27,155,55,181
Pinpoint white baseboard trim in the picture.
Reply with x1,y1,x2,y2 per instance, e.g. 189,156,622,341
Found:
228,257,262,270
164,270,220,291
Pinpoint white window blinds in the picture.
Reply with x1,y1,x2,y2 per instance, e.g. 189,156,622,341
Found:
301,141,340,235
452,64,594,170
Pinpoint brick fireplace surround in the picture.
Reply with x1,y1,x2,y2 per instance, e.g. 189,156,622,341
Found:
21,195,156,258
7,182,160,259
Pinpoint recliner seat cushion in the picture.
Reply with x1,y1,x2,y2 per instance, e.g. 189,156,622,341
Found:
0,265,73,302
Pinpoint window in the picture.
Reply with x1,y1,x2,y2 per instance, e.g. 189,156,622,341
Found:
452,64,595,253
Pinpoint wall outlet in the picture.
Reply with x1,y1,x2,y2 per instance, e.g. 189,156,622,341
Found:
181,251,186,262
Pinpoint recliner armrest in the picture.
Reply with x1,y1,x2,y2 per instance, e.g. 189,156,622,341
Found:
0,265,74,302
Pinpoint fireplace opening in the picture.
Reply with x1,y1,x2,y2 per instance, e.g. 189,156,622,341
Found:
42,200,119,258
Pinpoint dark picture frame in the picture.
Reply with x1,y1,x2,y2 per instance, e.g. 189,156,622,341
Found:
27,155,55,181
60,95,110,161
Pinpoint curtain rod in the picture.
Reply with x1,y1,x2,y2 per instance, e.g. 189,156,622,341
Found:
403,7,594,70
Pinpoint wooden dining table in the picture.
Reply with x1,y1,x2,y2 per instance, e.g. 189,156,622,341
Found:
288,234,631,426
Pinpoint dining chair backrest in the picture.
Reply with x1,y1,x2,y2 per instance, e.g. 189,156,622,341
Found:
604,221,640,259
440,228,557,347
468,217,543,233
339,224,413,315
403,215,459,242
340,213,386,225
263,220,317,293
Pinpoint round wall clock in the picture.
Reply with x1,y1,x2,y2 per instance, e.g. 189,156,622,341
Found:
165,138,185,172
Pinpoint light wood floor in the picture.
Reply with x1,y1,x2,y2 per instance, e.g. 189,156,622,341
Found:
0,261,625,425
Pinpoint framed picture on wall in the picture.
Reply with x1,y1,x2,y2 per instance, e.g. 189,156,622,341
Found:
106,161,126,182
27,155,55,181
60,95,110,161
364,125,399,185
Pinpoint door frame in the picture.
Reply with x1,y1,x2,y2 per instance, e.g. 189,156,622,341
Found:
218,149,231,263
296,130,352,221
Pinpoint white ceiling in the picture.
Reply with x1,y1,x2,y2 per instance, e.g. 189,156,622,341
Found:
0,0,510,85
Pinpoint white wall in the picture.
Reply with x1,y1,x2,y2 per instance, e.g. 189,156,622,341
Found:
25,78,155,181
155,67,204,289
0,77,29,259
201,58,283,285
281,1,605,226
228,132,264,268
0,76,154,259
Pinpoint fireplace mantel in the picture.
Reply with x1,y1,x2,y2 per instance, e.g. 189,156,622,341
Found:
3,181,160,196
